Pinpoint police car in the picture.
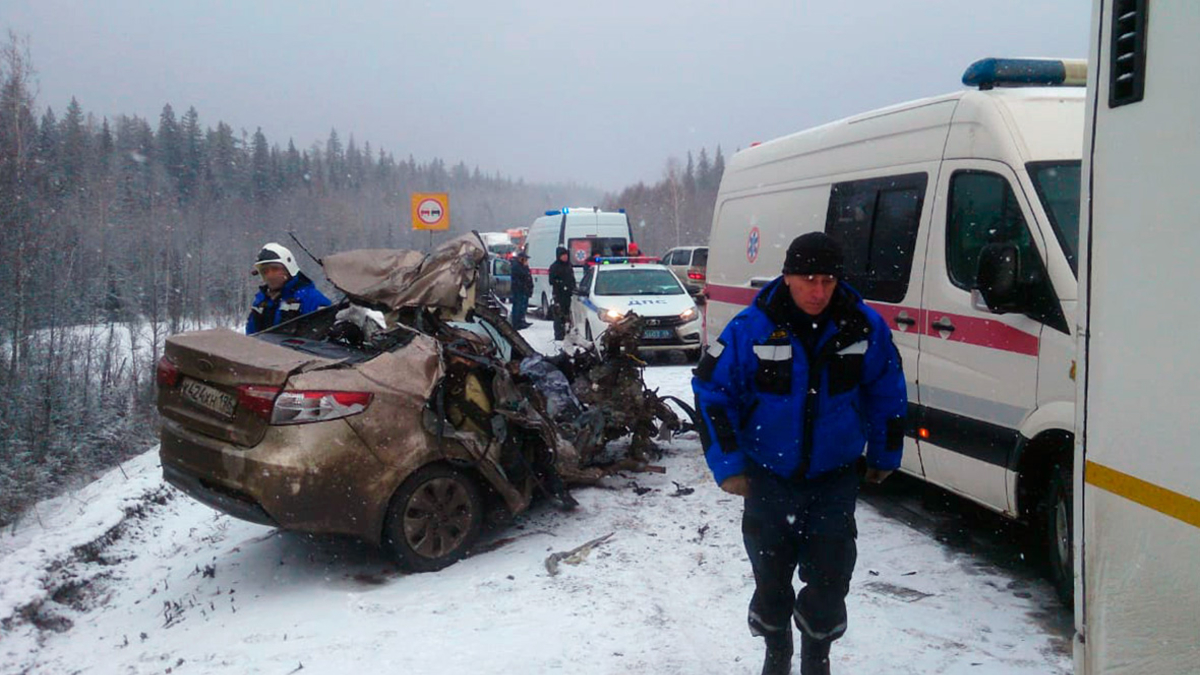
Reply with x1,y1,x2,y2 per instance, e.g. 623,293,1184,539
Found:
570,258,702,358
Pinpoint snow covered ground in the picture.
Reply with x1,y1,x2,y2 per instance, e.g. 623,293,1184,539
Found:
0,318,1072,674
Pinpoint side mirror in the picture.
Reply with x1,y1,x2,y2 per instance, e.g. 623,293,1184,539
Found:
975,243,1023,313
573,287,588,297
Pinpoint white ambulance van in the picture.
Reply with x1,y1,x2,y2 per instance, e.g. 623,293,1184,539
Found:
525,207,634,317
1076,1,1200,672
704,57,1086,599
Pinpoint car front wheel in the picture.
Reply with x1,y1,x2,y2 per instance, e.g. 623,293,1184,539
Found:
383,464,483,573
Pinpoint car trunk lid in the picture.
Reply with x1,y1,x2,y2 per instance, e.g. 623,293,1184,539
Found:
158,328,342,447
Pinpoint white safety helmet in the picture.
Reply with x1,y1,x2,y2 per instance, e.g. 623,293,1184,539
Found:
253,243,300,278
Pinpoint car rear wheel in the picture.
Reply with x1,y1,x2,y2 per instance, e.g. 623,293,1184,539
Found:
1041,461,1073,605
383,464,483,573
537,292,549,320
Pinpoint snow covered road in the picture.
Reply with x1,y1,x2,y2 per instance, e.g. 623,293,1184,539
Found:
1,319,1071,674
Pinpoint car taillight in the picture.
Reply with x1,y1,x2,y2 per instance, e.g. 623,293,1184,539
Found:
237,385,280,421
237,385,373,425
156,356,181,388
687,271,705,280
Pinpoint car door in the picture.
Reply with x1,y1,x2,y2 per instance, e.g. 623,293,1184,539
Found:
917,161,1048,514
571,266,595,338
660,249,679,282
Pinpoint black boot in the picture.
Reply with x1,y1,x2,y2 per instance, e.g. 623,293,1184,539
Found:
761,630,793,675
799,635,831,675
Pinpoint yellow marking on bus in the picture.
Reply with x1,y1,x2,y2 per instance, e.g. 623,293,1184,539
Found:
1086,461,1200,529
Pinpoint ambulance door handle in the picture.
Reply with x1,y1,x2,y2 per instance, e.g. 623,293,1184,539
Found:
894,312,916,327
931,317,956,333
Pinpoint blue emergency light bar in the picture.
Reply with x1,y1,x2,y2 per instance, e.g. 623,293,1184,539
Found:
544,210,560,216
962,58,1087,90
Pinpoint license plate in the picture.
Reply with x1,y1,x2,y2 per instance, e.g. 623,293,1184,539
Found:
180,377,237,419
643,329,672,340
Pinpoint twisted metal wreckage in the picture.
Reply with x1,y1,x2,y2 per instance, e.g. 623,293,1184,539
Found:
157,233,695,570
320,234,693,505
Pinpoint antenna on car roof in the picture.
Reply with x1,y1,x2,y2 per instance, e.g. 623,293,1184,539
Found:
288,231,324,267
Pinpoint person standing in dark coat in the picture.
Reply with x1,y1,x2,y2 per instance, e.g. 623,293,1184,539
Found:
510,251,534,329
693,232,907,675
548,246,576,340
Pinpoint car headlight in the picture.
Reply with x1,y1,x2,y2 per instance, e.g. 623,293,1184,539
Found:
599,308,625,323
679,307,697,321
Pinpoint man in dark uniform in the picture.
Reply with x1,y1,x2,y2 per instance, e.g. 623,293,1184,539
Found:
548,246,576,341
693,232,907,675
510,251,534,329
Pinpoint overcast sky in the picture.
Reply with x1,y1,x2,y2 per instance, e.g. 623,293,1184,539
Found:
3,1,1091,191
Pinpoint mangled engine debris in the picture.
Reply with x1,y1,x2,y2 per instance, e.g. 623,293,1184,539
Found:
322,236,686,509
158,233,688,572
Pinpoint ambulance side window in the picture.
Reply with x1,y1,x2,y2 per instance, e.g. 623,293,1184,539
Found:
946,171,1035,291
825,172,926,303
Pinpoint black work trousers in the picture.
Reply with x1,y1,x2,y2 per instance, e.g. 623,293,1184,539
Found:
742,462,859,644
552,295,572,340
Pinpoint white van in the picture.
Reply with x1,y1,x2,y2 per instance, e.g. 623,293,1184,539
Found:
525,207,633,316
1076,2,1200,672
704,58,1085,598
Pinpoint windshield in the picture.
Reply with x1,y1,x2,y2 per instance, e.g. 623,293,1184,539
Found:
594,268,685,296
1028,161,1081,277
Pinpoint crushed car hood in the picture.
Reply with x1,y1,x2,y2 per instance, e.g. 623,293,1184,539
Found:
321,235,488,311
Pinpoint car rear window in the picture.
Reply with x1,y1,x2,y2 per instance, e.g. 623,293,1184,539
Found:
594,268,685,296
691,248,708,267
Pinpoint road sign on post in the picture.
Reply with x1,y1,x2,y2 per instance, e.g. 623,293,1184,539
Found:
411,193,449,231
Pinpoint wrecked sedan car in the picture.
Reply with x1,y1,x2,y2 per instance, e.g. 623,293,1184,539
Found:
157,234,680,572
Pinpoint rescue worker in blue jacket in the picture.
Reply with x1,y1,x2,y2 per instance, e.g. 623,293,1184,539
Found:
692,232,907,675
245,243,331,335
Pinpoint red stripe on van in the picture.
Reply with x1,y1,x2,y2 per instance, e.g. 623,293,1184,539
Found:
706,283,1039,357
864,302,924,337
923,311,1040,357
706,284,759,307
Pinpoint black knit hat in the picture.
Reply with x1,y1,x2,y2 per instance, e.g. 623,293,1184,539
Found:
782,232,844,277
556,246,569,258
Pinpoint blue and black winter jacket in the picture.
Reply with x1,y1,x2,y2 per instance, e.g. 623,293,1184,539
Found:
692,278,907,485
245,272,332,335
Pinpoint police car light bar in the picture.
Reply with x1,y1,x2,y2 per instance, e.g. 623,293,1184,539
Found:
962,58,1087,90
590,256,660,265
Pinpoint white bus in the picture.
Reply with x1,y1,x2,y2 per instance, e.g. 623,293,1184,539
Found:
1075,1,1200,672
